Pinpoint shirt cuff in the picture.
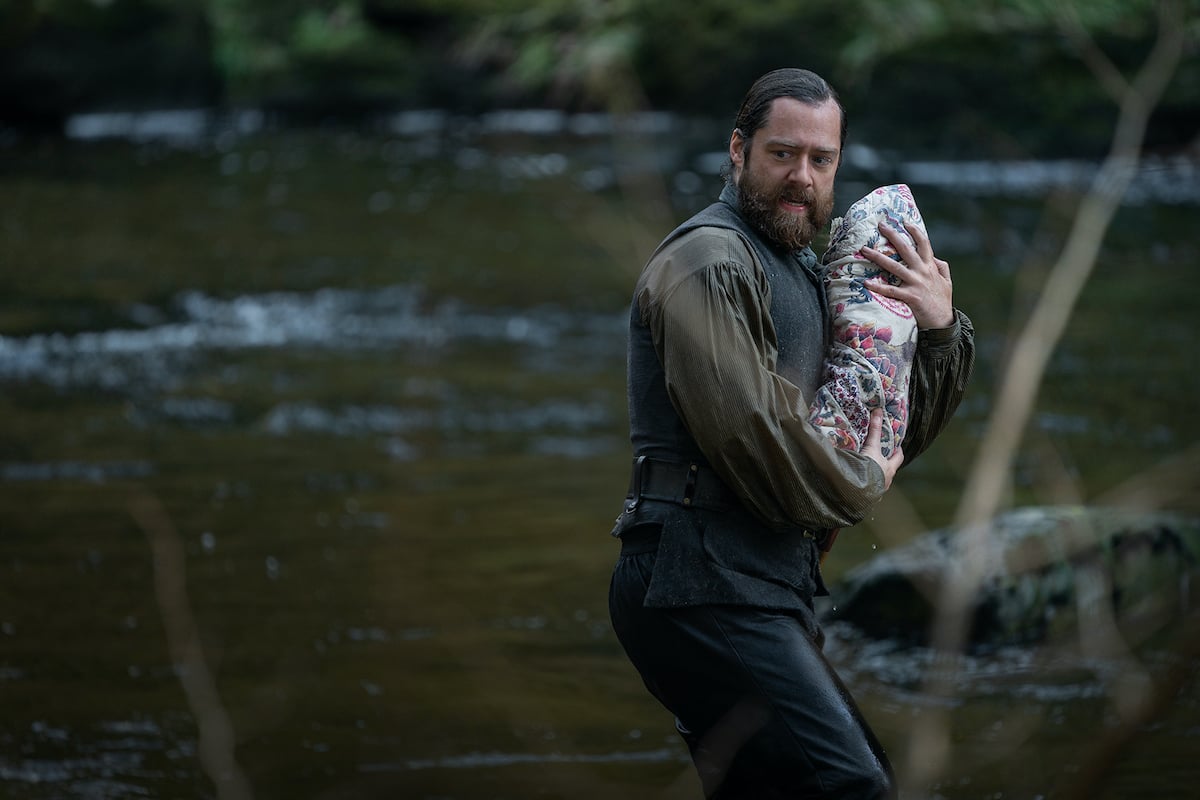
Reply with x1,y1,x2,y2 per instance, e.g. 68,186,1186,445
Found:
917,311,962,355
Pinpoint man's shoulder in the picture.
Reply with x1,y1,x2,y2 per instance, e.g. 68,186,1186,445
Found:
635,225,760,307
645,224,757,280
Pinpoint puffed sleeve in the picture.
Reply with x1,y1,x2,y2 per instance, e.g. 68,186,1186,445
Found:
640,236,887,531
901,310,976,463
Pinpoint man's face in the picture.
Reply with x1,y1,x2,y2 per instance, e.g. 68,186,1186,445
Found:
730,97,841,251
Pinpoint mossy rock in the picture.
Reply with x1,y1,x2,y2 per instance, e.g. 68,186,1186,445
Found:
824,506,1200,650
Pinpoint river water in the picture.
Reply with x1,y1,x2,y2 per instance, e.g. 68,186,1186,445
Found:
1,109,1198,799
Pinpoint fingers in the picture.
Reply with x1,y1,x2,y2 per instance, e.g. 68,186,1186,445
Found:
874,221,936,272
866,221,954,329
861,409,900,490
864,407,883,450
875,223,918,269
934,256,952,281
867,223,951,284
865,222,926,278
903,221,935,262
861,256,900,287
859,236,906,280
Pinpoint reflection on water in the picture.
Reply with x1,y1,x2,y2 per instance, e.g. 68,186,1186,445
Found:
0,286,623,390
0,717,193,792
380,747,684,771
61,108,1200,205
899,156,1200,204
1,109,1198,799
1,460,156,483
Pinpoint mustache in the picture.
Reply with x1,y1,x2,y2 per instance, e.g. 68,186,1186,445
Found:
778,190,815,205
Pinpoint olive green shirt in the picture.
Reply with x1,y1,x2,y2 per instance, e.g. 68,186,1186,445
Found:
637,225,974,531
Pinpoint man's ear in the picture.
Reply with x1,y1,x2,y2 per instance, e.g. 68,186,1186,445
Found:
728,128,746,167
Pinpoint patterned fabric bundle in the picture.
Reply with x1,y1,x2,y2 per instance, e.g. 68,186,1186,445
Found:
808,184,924,457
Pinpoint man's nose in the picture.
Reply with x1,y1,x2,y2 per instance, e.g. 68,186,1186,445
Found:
787,160,813,187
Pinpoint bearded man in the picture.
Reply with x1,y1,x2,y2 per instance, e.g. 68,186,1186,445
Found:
607,68,975,799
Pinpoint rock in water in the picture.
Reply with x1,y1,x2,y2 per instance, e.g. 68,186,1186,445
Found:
823,506,1200,649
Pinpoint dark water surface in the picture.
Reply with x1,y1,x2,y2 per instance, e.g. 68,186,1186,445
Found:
1,111,1198,799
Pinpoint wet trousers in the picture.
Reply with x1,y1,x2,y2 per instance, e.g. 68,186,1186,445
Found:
609,547,896,800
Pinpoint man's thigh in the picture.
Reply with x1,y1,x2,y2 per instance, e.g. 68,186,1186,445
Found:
611,577,891,799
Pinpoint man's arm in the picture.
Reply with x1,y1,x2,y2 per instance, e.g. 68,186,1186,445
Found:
641,240,888,531
901,310,975,462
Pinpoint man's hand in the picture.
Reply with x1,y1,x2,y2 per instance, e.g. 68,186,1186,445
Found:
862,222,955,330
861,408,903,490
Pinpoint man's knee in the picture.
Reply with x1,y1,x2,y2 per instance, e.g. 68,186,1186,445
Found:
709,729,895,800
830,759,895,800
708,765,892,800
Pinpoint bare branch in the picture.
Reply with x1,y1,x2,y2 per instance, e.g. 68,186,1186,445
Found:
1094,442,1200,513
131,492,256,800
1055,0,1131,102
902,0,1189,789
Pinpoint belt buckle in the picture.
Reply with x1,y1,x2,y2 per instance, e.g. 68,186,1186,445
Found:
625,455,648,513
681,462,698,507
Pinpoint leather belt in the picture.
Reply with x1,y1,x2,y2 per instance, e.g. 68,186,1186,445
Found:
624,455,738,513
622,455,838,555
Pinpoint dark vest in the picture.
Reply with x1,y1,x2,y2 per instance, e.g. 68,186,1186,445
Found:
617,187,833,612
627,189,830,464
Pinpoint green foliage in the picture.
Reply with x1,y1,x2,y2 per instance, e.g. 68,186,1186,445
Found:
0,0,215,121
0,0,1195,150
207,0,288,91
208,0,414,100
631,0,847,112
457,0,642,108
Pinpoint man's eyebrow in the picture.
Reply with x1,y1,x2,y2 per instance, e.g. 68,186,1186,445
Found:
762,137,839,155
763,137,800,149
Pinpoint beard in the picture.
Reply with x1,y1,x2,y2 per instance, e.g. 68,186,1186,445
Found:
736,165,835,252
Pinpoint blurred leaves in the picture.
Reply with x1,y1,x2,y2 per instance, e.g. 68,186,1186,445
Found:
836,0,1170,70
209,0,415,99
0,0,1196,153
458,0,642,108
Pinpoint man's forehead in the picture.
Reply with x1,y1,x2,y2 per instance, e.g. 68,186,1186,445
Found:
755,99,841,148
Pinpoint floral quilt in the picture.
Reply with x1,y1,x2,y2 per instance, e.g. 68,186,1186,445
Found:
808,184,925,457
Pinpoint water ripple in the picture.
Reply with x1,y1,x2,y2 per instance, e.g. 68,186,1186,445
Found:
0,286,625,392
260,398,611,437
0,461,155,483
363,747,686,771
900,155,1200,205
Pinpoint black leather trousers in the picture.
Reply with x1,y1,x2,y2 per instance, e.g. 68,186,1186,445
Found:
609,547,896,800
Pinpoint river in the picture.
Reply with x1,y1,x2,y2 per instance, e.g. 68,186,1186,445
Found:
1,109,1197,799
